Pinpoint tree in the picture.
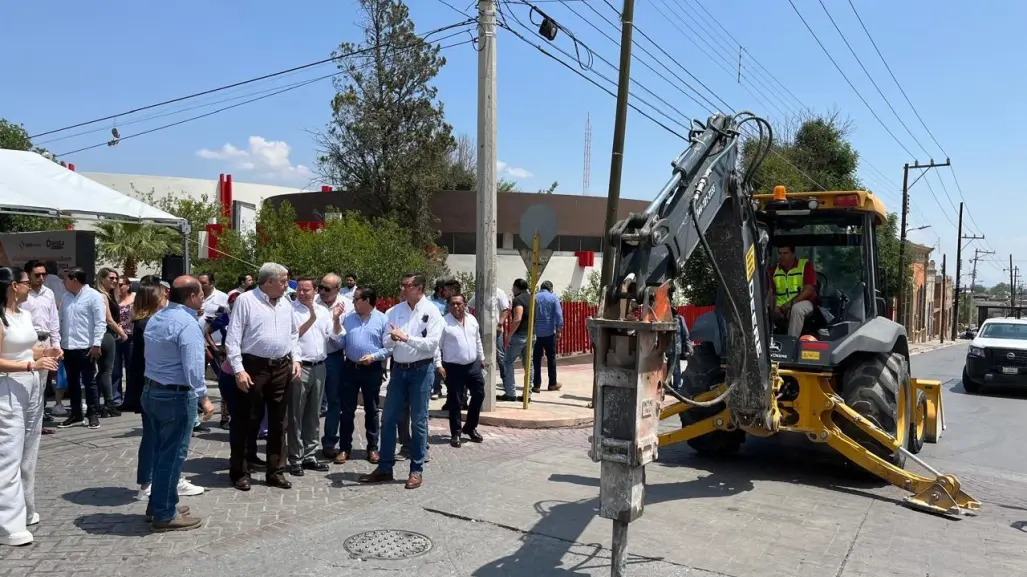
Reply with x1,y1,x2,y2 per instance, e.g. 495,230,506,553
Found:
537,181,559,194
562,269,602,305
443,133,476,190
497,179,517,193
316,0,453,247
0,118,71,232
132,187,223,266
94,222,178,277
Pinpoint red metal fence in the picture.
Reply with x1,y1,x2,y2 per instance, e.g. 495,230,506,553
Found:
375,298,715,356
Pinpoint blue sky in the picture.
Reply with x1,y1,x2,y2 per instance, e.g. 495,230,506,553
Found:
2,0,1021,285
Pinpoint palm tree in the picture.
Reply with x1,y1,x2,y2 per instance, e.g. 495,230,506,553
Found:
94,222,177,278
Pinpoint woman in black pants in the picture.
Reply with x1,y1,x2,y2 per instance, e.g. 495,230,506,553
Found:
95,268,127,417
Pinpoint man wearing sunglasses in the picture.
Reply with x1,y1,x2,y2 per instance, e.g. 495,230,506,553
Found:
316,273,348,450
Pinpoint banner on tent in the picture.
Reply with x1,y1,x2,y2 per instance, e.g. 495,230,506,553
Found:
0,230,96,281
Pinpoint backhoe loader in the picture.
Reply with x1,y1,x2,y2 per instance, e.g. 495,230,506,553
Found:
587,113,979,540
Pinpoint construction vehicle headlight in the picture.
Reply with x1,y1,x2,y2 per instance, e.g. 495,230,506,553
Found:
968,346,985,358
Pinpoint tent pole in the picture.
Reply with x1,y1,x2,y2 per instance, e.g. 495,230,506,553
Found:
181,221,191,275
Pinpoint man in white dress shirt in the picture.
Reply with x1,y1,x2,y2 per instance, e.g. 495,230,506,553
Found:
224,262,301,491
359,273,442,490
22,261,61,417
56,267,107,429
434,293,486,448
288,276,343,476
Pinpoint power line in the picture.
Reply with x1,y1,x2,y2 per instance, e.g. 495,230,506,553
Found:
815,0,932,157
786,0,914,158
56,39,476,157
845,0,946,156
497,20,689,139
30,20,476,140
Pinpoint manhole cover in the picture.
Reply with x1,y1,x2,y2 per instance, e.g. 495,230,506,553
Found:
343,529,434,560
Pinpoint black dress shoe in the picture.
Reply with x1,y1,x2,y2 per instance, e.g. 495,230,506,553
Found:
233,477,251,491
450,435,461,448
302,460,330,472
267,475,292,489
193,423,211,434
289,464,305,476
463,428,484,443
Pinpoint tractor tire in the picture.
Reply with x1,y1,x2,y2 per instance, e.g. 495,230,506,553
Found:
678,342,744,456
961,367,982,394
839,352,911,470
907,389,927,454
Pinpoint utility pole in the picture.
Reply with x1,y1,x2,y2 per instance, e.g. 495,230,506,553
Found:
476,0,498,414
1011,255,1016,313
968,247,993,328
940,254,946,343
599,0,637,292
951,202,985,337
897,158,950,327
921,253,929,341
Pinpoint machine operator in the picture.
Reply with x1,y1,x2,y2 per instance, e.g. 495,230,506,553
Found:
770,245,816,337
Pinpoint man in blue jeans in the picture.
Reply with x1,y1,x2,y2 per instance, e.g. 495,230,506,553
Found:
140,275,214,532
359,273,442,490
501,278,533,401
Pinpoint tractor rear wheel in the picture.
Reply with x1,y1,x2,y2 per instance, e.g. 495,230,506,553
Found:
839,352,911,469
679,342,745,456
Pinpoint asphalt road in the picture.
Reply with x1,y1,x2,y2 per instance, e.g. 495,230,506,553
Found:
6,342,1027,577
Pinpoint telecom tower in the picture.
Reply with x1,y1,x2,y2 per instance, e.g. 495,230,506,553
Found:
582,113,591,196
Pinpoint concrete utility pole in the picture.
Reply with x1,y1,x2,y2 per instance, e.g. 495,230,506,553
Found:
897,159,950,326
952,202,986,337
1011,255,1016,312
598,0,637,292
968,247,993,328
476,0,498,413
940,254,946,343
921,253,929,340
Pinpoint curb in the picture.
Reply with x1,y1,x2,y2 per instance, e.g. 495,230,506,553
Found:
910,341,961,356
429,407,593,429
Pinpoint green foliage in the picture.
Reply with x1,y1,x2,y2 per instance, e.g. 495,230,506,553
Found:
443,133,476,191
94,222,178,278
537,181,559,194
316,0,453,247
199,200,443,298
451,271,476,297
562,269,602,305
680,250,718,306
497,179,517,193
0,118,71,232
131,187,223,266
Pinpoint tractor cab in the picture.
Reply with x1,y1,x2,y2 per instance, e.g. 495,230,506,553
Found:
754,188,892,368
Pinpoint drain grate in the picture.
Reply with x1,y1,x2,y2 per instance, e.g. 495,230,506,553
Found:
343,529,434,560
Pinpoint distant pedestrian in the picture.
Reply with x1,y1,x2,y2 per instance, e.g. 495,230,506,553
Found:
531,280,563,393
500,278,534,401
140,275,214,532
224,262,301,491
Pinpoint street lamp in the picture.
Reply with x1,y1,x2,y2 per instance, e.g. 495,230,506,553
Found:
908,225,932,233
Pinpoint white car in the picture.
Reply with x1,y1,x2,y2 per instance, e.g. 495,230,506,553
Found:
963,317,1027,393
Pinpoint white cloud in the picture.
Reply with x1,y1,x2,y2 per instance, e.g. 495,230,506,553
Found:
497,160,533,180
196,136,311,182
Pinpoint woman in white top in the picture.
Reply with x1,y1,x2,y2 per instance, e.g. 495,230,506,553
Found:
0,267,60,546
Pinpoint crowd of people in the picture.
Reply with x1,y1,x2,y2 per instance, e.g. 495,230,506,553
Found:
0,259,576,542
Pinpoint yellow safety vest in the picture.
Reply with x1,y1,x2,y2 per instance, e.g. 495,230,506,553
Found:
773,258,807,307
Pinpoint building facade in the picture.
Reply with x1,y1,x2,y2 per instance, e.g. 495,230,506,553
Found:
268,189,651,294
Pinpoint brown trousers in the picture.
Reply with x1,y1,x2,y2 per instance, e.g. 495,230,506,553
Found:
229,354,292,480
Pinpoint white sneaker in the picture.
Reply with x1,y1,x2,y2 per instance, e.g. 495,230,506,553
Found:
52,403,68,416
0,530,33,546
137,483,151,501
27,512,39,526
177,479,204,496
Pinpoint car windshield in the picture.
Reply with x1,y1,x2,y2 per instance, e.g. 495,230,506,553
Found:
979,323,1027,340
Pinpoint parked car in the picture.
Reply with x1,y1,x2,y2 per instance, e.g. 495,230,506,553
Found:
962,317,1027,393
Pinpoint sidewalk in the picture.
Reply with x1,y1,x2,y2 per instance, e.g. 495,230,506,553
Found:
424,363,596,429
909,338,961,355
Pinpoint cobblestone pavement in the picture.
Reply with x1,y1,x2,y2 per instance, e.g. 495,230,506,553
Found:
3,343,1027,576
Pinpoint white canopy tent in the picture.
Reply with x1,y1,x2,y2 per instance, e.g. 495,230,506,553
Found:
0,149,191,270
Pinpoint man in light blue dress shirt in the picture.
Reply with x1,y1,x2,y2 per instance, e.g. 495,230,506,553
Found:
141,276,214,532
330,285,391,465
